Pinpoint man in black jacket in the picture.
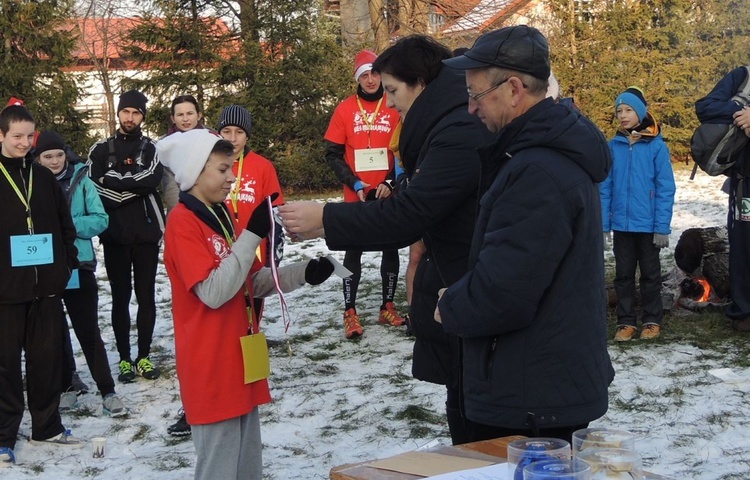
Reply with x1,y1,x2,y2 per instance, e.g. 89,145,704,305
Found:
87,90,165,383
438,25,614,443
695,67,750,331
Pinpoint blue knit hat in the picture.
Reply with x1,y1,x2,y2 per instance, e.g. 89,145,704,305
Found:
615,87,647,122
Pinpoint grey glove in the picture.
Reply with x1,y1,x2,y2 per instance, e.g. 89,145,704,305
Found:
603,232,612,245
653,233,669,249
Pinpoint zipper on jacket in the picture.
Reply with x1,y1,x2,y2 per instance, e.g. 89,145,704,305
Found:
484,336,498,380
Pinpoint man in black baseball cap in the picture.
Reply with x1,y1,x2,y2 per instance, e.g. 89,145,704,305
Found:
443,25,551,133
443,24,550,80
436,25,614,444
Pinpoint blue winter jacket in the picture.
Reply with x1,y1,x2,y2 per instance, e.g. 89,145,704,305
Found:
65,162,108,269
600,113,675,235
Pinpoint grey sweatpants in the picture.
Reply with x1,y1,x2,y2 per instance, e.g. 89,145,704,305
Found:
192,408,262,480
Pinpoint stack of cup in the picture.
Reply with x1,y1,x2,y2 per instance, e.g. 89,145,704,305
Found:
571,427,642,479
507,438,571,480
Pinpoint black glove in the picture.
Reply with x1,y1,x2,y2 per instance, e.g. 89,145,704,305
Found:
304,257,334,285
245,193,279,238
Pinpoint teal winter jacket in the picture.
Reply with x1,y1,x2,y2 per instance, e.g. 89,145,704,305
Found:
66,162,108,269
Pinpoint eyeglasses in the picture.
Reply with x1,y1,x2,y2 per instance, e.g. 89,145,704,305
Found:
467,77,510,102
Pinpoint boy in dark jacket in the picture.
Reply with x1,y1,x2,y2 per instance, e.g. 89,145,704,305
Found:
0,105,82,466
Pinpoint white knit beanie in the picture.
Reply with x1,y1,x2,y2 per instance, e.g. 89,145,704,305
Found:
157,129,223,191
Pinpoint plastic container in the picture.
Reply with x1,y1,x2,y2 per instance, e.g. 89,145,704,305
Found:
572,428,635,455
524,458,592,479
576,448,643,479
507,437,571,480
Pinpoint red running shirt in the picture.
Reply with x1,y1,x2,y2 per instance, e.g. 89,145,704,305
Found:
164,203,269,425
324,94,399,202
225,150,285,265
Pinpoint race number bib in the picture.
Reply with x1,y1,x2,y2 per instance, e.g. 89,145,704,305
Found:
10,233,53,267
354,147,388,172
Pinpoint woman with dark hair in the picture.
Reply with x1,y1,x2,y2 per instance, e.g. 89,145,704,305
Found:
278,35,494,444
160,95,210,213
167,95,205,136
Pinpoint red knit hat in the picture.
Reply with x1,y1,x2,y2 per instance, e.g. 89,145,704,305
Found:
6,97,24,107
353,50,378,81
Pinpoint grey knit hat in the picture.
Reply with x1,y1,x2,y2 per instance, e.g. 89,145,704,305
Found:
216,105,252,136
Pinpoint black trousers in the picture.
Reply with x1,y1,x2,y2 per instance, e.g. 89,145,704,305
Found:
103,242,159,362
0,298,66,448
61,269,116,397
726,176,750,320
342,249,399,311
613,231,664,326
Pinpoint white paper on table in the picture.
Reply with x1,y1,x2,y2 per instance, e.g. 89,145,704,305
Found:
708,368,745,384
325,254,353,278
424,462,511,480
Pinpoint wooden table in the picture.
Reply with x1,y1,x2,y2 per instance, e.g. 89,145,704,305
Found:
329,436,525,480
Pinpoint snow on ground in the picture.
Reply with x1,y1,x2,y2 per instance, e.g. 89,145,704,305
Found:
6,168,746,480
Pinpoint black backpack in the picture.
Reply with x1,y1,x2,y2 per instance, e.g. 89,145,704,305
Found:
691,66,750,177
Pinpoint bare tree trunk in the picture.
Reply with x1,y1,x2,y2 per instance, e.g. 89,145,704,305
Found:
79,0,124,137
398,0,428,35
236,0,259,42
368,0,390,52
103,72,116,135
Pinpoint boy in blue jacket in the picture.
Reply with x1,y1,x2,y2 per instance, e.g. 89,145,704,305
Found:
600,87,676,341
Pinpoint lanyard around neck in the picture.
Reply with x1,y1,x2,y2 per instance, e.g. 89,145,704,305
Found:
229,153,245,221
356,96,383,148
0,161,34,233
205,202,257,331
205,203,235,245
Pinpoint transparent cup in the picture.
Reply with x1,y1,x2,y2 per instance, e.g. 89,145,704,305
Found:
524,458,592,480
572,428,635,455
575,448,643,479
507,438,571,480
92,437,107,459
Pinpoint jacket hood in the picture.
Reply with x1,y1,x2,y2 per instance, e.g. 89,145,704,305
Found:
503,97,612,183
613,111,662,145
400,66,469,168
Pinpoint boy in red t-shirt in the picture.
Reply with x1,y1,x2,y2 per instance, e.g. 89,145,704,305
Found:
158,129,333,480
324,49,404,339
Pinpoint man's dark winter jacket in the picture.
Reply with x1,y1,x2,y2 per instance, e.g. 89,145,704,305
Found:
695,66,750,177
0,154,78,304
87,130,165,244
439,98,615,430
323,66,494,386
